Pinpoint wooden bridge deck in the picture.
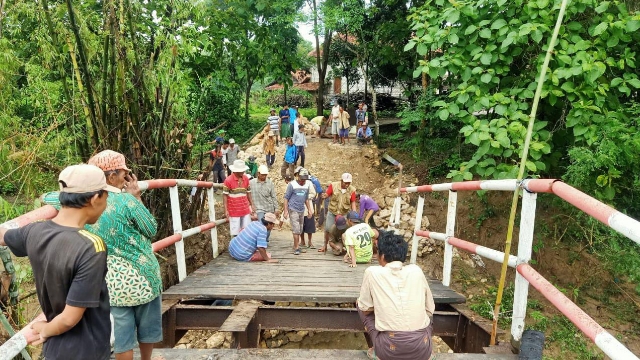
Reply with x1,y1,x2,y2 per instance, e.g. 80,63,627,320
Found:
163,229,465,304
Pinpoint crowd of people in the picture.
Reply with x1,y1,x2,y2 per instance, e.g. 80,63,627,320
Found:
0,101,435,360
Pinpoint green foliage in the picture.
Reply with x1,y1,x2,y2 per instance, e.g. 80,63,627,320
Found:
255,88,314,109
407,0,640,195
469,284,516,327
547,316,603,359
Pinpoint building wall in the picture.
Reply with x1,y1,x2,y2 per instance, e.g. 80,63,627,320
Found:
308,66,405,98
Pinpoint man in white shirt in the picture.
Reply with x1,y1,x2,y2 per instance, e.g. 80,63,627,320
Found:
330,102,341,143
357,231,435,360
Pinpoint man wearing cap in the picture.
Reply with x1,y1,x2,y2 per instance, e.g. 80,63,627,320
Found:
279,105,291,139
343,210,379,267
325,214,348,256
283,168,314,255
267,109,281,146
357,231,435,360
293,167,318,249
42,150,162,360
293,124,308,167
263,131,277,168
280,137,297,179
225,139,239,176
223,160,257,237
319,173,357,253
215,129,226,144
228,213,279,263
356,122,373,145
2,164,115,360
245,155,258,177
249,165,279,241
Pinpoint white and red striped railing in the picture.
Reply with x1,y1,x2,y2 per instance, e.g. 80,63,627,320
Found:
401,179,639,359
0,179,226,360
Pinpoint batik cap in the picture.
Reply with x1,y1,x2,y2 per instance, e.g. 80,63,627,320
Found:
263,212,278,223
88,150,131,172
59,164,121,193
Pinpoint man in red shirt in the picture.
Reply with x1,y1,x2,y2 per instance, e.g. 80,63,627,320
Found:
223,160,257,236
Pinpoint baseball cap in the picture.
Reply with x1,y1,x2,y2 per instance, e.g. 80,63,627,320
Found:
258,165,269,175
294,166,303,174
263,212,278,223
229,138,235,144
341,173,353,183
248,155,256,162
335,215,347,230
217,129,226,135
88,150,131,172
298,168,309,180
346,210,361,223
59,164,121,193
270,108,276,112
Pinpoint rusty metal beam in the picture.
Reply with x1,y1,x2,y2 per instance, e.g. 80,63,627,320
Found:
168,305,461,337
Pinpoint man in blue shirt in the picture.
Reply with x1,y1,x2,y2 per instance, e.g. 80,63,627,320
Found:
284,169,314,255
228,213,279,262
279,105,291,138
357,123,373,145
280,137,297,179
289,105,298,135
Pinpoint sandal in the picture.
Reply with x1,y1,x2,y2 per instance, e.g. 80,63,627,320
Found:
300,247,307,253
308,245,316,249
366,348,376,359
293,249,301,255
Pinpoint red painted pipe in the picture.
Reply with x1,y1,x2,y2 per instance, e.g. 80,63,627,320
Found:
517,263,603,341
141,179,179,189
451,181,483,191
0,205,58,229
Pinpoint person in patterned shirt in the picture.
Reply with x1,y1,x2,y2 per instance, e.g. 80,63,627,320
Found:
42,150,162,360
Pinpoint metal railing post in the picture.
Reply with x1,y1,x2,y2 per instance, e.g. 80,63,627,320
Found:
207,187,219,258
410,196,425,264
169,186,187,282
511,190,537,346
442,190,457,286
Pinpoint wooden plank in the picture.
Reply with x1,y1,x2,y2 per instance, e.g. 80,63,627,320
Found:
161,299,180,315
116,348,519,360
219,302,260,332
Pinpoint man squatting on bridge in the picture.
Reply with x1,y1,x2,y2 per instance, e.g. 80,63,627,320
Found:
42,150,163,360
0,164,116,360
358,231,436,360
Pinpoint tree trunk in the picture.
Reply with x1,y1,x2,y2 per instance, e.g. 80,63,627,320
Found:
284,82,288,104
245,79,251,120
312,0,332,116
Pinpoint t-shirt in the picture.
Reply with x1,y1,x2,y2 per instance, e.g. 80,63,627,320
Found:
289,108,298,122
343,223,375,263
355,109,368,124
311,116,325,126
210,150,224,171
4,221,111,360
42,192,161,307
228,221,268,261
359,195,380,219
357,262,435,332
267,115,280,131
226,145,239,164
329,225,347,243
279,109,290,124
331,105,340,120
223,174,252,217
284,181,310,213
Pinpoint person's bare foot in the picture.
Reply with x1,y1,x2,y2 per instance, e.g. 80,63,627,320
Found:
318,246,326,252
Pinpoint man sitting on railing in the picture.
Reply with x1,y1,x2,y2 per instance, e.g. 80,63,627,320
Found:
0,164,117,360
357,231,435,360
229,213,279,263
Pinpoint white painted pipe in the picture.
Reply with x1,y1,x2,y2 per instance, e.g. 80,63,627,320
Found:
511,191,537,343
169,186,187,282
443,190,457,286
410,196,425,264
207,187,219,258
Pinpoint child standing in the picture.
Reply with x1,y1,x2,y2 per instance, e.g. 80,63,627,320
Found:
293,124,308,167
280,137,297,179
263,131,276,168
338,106,351,145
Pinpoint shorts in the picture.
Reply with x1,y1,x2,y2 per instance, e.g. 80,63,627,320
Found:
229,214,252,236
303,215,316,234
289,210,304,235
339,128,349,138
324,211,336,232
111,296,163,353
331,120,339,135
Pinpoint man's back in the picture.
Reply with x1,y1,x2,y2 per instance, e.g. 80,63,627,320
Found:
360,262,435,332
343,223,374,263
229,221,268,261
4,221,111,360
227,145,239,163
